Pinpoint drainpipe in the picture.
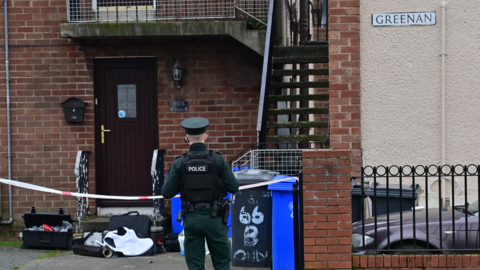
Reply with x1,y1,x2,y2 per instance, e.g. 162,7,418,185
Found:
1,0,13,225
441,1,446,166
440,1,446,206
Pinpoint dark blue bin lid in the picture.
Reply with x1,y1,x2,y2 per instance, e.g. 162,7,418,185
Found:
268,175,297,191
351,181,370,196
234,169,280,186
366,182,424,198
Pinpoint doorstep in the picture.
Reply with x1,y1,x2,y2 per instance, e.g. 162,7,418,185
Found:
78,217,110,233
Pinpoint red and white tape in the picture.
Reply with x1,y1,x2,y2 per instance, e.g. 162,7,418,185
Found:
0,176,298,201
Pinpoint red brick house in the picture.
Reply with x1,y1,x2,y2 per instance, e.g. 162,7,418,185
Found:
0,0,367,269
0,0,269,230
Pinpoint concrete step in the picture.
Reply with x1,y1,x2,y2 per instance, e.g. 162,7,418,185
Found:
78,217,110,233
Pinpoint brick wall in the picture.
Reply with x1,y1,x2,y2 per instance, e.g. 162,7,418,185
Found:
328,0,361,176
0,0,262,231
300,0,361,266
302,150,352,269
302,1,479,269
80,37,263,186
302,150,478,270
353,254,480,269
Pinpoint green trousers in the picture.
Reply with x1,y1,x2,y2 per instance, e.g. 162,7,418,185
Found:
183,211,231,270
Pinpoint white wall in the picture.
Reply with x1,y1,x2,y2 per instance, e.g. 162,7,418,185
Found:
361,1,480,168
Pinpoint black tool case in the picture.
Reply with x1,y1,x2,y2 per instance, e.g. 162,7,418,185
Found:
22,207,74,250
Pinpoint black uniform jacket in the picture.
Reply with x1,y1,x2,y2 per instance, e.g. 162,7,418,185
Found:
161,143,239,199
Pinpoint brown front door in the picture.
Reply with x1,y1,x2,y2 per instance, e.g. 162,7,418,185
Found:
94,58,158,207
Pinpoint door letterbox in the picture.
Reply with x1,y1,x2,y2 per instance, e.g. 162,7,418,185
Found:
61,97,87,123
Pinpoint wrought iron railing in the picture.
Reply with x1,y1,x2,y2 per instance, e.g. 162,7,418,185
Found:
352,164,480,255
75,150,91,233
151,149,165,227
67,0,269,24
75,150,165,231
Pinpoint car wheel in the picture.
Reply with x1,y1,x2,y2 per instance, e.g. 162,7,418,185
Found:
392,244,435,255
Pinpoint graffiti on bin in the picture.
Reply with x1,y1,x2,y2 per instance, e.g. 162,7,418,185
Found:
233,249,268,262
231,190,271,204
289,201,294,218
232,190,271,263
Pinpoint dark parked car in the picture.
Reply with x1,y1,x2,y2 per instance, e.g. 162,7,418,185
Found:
352,200,480,254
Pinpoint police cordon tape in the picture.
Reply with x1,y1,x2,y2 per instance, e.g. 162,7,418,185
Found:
0,176,298,200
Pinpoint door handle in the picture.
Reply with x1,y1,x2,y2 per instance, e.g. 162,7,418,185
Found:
101,125,111,144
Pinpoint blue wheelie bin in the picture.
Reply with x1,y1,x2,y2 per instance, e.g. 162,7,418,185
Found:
171,193,232,237
268,175,297,270
169,171,232,236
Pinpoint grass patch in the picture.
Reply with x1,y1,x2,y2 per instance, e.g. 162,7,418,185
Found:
0,241,22,247
35,250,69,260
0,240,70,269
82,215,97,222
12,250,69,269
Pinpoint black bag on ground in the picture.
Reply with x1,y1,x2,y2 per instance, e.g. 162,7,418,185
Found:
108,211,152,238
139,243,158,256
71,230,104,257
164,233,180,252
72,244,104,257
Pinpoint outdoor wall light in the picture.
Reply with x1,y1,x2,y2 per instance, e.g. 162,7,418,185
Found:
172,59,183,89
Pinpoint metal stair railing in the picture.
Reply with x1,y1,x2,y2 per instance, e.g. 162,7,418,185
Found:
67,0,270,24
256,0,275,143
230,142,330,176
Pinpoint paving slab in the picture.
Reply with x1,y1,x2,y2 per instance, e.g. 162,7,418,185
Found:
0,246,50,270
1,246,270,270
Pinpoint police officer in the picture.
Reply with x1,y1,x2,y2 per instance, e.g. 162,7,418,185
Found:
162,117,239,270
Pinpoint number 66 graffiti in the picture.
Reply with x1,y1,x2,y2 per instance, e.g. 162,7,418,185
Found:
239,206,264,246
